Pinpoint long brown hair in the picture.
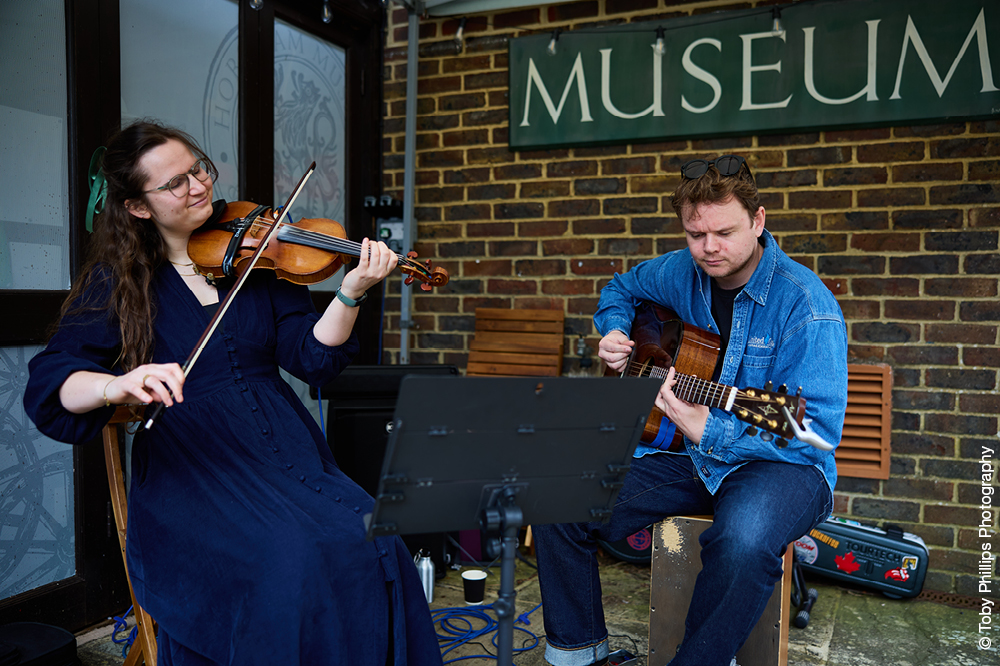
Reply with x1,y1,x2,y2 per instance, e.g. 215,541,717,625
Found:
59,120,213,373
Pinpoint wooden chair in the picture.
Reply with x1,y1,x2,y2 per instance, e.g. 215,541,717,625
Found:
649,516,792,666
466,307,565,377
466,307,565,553
102,407,158,666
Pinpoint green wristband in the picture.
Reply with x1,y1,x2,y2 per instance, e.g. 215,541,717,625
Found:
335,287,367,307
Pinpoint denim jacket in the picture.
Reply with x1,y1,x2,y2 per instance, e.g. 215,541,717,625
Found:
594,229,848,494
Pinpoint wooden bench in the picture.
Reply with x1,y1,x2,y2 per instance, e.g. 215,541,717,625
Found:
466,307,565,377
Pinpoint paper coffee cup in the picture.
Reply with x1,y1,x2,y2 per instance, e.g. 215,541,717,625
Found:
461,569,488,605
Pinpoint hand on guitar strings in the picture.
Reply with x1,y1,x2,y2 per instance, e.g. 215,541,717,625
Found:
656,366,710,445
598,330,635,372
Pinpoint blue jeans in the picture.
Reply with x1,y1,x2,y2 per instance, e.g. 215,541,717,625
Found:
533,453,833,666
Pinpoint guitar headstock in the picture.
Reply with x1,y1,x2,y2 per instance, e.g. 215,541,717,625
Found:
400,251,449,291
731,382,807,446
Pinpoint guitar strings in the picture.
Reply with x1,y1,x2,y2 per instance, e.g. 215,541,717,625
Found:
623,362,795,435
623,365,732,407
623,365,794,407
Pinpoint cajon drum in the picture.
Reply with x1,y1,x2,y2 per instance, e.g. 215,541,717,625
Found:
648,516,791,666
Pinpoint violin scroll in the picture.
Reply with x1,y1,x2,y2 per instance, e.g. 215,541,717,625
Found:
402,251,449,291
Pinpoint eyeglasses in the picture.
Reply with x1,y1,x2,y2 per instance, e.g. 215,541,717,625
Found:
144,158,218,198
680,155,750,180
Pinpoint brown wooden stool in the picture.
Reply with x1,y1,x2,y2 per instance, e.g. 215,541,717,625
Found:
648,516,792,666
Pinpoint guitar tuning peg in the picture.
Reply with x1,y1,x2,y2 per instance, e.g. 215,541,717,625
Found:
795,386,803,398
778,384,788,394
760,431,774,442
764,380,773,391
775,437,788,449
745,426,759,437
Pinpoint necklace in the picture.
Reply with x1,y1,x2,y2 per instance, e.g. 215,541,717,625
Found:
169,260,194,267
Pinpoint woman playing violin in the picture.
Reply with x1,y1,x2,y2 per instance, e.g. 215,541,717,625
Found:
25,120,442,666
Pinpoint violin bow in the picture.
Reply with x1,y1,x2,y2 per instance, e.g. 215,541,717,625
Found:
144,162,316,430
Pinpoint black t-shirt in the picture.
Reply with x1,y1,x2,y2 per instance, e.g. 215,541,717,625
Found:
710,279,743,381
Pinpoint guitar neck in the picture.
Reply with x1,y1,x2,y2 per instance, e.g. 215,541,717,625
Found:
643,366,738,412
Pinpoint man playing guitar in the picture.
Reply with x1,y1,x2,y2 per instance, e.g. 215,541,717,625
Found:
533,155,848,666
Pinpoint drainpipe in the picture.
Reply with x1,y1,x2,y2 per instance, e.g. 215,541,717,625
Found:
399,2,421,364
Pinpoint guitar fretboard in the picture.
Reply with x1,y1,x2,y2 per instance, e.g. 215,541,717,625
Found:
625,365,737,411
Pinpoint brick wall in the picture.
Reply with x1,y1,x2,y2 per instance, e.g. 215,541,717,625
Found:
380,0,999,597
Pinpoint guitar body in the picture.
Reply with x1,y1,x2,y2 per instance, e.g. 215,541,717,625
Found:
607,302,721,451
604,302,831,452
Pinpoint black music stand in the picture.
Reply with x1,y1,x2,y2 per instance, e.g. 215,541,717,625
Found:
364,376,660,666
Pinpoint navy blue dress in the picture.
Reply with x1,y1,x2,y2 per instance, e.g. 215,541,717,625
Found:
25,265,441,665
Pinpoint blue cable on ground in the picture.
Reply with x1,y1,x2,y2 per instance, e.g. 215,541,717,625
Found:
432,603,540,663
516,602,542,626
111,605,137,658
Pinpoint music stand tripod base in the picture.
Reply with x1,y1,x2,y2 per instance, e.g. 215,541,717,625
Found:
364,376,661,666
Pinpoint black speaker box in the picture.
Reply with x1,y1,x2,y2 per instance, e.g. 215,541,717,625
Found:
0,622,79,666
316,364,460,572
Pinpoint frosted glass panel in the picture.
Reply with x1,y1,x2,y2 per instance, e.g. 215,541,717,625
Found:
272,22,348,419
120,0,240,201
0,346,75,600
0,0,70,290
274,20,347,238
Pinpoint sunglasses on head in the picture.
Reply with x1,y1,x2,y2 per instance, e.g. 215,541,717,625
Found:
680,155,749,180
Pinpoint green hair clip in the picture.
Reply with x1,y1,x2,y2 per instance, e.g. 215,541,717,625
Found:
85,146,107,233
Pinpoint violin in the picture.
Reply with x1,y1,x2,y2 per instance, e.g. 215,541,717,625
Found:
187,200,449,290
148,166,437,431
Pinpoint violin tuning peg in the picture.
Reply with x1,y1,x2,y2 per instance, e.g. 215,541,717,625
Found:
404,276,414,286
407,251,418,259
764,380,773,391
420,283,432,291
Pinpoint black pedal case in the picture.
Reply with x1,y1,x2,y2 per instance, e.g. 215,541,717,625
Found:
793,517,929,598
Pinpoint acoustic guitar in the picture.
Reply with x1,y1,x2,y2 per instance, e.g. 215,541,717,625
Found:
607,301,833,452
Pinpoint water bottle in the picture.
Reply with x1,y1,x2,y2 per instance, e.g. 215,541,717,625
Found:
415,549,434,603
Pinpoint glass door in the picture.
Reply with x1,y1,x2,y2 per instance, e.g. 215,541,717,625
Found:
121,0,240,196
0,0,75,605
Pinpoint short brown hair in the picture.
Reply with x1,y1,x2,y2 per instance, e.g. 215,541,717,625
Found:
670,157,760,223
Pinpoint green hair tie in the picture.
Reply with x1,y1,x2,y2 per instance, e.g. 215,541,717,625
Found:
86,146,107,233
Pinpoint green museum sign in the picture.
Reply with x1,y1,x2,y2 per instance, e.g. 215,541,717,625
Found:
508,0,999,149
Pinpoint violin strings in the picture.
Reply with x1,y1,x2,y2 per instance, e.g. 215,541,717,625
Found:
273,224,420,267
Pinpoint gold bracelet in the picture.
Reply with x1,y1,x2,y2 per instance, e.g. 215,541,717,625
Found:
103,377,115,407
